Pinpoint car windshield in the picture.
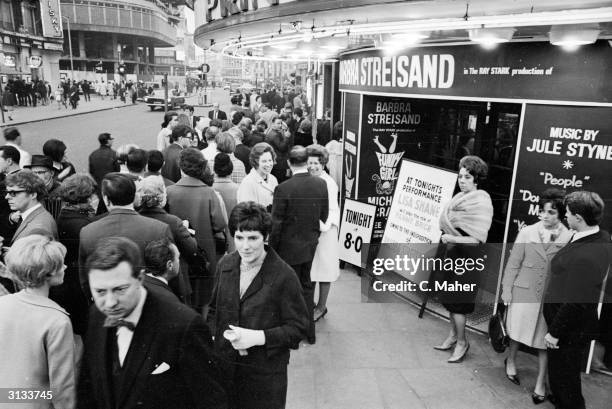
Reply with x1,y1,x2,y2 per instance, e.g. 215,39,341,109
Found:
149,90,167,98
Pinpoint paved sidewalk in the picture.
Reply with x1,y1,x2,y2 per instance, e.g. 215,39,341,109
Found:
287,269,612,409
0,94,205,127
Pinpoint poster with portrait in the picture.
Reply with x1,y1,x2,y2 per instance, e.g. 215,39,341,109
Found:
358,95,429,241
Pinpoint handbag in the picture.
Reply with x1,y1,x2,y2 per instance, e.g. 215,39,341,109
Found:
488,303,510,353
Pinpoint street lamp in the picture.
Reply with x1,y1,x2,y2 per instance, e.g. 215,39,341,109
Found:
62,16,74,81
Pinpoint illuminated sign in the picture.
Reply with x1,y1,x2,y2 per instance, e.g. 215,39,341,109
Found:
40,0,63,38
195,0,295,25
4,55,16,67
29,56,43,68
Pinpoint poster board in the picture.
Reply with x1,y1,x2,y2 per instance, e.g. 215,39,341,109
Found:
338,199,376,267
378,160,458,281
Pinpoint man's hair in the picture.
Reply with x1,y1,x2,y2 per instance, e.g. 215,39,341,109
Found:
205,126,220,142
179,148,207,179
288,145,308,166
144,238,174,277
6,170,47,200
3,127,20,142
293,107,303,118
228,127,244,142
170,125,193,143
127,149,148,173
565,190,605,226
87,237,142,278
0,145,21,165
215,132,236,154
101,172,136,206
5,235,67,288
147,150,164,172
116,144,138,165
42,139,67,163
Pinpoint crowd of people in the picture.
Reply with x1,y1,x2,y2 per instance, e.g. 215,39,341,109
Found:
0,93,610,409
0,93,343,408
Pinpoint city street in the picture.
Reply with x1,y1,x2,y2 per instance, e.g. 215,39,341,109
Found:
13,88,231,173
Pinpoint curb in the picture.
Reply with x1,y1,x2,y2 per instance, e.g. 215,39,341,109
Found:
0,103,136,128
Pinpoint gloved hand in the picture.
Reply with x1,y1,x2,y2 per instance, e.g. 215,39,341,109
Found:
223,325,266,355
501,288,512,305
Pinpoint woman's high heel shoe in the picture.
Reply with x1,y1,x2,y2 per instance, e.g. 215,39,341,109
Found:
504,358,521,385
448,342,470,363
531,393,547,405
433,337,457,351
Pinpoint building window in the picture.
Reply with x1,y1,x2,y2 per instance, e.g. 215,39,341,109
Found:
0,0,15,31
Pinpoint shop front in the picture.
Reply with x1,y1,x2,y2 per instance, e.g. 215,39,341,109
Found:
338,41,612,328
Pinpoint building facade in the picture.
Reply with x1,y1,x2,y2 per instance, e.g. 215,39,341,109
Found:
0,0,64,87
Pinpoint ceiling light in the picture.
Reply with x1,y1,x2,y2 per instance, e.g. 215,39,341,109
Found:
469,28,515,46
388,32,429,44
549,24,600,50
271,43,293,50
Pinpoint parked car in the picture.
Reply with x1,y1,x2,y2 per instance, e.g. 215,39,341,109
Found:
144,89,185,111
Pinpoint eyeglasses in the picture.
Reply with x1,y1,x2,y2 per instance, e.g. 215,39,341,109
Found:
5,190,27,197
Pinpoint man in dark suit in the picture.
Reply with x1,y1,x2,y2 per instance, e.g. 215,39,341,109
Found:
78,237,227,409
89,133,119,186
79,173,173,296
5,170,57,244
229,127,251,173
543,191,612,409
208,102,227,121
161,125,194,183
143,238,182,302
269,146,328,344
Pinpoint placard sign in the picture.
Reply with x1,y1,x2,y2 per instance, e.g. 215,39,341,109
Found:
40,0,63,38
338,199,376,267
508,104,612,241
382,159,458,245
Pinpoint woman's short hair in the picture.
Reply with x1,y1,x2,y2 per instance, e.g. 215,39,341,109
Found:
60,173,97,204
42,139,67,162
161,110,178,128
216,132,236,154
332,121,343,141
299,119,312,134
179,148,207,179
135,175,166,208
459,155,488,184
565,190,604,226
538,188,566,220
214,153,233,177
170,125,193,143
306,144,329,166
5,235,67,288
229,201,272,237
249,142,276,169
6,170,47,200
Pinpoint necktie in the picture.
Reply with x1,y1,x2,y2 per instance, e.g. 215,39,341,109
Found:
103,317,136,331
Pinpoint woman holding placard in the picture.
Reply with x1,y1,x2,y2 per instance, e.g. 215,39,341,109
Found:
435,155,493,363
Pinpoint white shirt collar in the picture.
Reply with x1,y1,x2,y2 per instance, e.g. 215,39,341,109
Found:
20,203,42,221
146,273,168,285
571,225,600,242
292,168,308,175
123,286,147,326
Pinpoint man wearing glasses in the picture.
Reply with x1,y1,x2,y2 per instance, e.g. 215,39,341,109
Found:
5,170,57,245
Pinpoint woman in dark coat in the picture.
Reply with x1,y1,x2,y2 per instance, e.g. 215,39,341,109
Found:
434,156,493,363
136,175,209,306
211,202,309,409
51,173,97,336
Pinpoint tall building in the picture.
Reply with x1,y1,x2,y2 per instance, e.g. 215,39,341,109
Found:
58,0,192,82
0,0,64,86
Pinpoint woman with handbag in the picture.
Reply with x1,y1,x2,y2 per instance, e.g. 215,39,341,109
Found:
501,188,572,404
435,155,493,363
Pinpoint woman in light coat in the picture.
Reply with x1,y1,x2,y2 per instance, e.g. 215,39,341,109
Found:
0,235,76,409
501,188,572,404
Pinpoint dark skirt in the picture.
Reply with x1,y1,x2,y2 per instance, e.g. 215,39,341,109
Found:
436,243,483,315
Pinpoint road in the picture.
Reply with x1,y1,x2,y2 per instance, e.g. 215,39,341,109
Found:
17,88,232,173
